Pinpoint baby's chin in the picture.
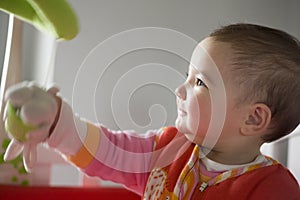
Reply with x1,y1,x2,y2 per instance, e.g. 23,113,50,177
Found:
175,124,195,142
175,118,188,132
175,125,207,146
174,119,185,133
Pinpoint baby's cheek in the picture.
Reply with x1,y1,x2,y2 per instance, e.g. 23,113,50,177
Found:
193,102,211,138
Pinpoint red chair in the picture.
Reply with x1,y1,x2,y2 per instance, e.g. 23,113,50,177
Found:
0,185,140,200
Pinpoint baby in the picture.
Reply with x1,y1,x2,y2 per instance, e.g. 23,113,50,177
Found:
4,23,300,199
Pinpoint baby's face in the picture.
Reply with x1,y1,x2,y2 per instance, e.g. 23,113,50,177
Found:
175,37,245,148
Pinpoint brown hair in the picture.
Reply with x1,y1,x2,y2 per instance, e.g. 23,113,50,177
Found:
210,23,300,142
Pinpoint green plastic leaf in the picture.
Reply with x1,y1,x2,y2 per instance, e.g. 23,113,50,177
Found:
0,0,79,40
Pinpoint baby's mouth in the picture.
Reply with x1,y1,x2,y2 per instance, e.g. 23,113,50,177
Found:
177,108,187,116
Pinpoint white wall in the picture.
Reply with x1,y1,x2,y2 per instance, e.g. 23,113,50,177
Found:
22,0,300,185
55,0,298,130
285,2,300,182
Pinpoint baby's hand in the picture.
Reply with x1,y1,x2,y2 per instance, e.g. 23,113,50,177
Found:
3,81,60,172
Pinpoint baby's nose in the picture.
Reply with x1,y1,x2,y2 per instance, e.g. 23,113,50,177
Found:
175,83,186,100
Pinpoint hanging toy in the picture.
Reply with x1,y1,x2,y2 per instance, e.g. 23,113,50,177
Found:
1,0,78,141
5,101,37,142
0,0,79,172
0,0,79,40
0,0,79,139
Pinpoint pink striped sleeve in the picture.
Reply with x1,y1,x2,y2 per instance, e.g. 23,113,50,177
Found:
69,123,159,195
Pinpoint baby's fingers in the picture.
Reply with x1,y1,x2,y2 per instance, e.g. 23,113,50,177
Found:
4,139,24,161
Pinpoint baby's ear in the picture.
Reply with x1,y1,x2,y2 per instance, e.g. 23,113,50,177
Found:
240,103,272,136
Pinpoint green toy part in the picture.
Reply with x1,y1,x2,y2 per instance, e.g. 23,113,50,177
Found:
0,0,79,40
5,101,37,142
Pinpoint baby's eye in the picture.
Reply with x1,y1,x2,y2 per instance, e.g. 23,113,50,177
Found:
185,72,189,78
196,78,207,87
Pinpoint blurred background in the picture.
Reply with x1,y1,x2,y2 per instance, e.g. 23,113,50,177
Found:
0,0,299,187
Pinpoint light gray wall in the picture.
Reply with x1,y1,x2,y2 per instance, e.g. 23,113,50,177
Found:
55,0,299,132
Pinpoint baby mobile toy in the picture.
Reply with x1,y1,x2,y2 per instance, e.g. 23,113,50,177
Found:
0,0,79,178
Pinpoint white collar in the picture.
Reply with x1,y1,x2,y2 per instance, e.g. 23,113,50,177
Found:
200,147,267,172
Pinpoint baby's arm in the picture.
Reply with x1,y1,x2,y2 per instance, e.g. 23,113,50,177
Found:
4,82,158,195
49,100,158,195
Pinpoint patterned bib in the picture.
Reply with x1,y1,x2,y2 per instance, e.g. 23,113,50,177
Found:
143,127,278,200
